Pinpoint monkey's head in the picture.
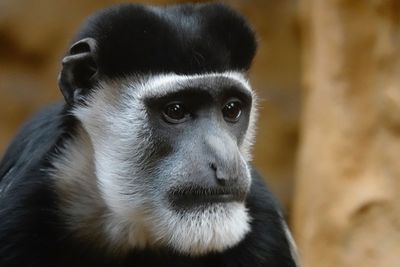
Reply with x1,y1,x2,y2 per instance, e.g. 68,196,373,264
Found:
57,3,258,256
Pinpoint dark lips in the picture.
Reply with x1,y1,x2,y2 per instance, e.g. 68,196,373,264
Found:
168,186,247,209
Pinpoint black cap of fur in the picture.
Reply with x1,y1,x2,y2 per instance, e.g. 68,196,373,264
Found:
73,3,257,78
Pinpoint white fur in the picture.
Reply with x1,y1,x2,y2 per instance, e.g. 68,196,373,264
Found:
136,72,252,97
52,71,257,255
151,203,251,255
282,221,301,267
0,167,15,198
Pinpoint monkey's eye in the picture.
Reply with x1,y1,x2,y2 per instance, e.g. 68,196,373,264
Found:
162,102,190,124
222,100,242,123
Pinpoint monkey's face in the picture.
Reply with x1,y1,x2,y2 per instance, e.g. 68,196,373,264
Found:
73,72,257,255
56,2,259,255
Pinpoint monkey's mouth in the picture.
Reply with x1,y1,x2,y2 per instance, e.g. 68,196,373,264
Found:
168,186,247,209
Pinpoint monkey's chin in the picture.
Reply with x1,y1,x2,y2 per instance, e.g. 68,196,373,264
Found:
151,202,251,256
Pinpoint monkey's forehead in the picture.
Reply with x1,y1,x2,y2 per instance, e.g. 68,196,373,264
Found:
72,3,257,79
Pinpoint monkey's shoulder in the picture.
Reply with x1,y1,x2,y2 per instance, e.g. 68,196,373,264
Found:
241,170,297,267
0,102,65,265
0,102,67,181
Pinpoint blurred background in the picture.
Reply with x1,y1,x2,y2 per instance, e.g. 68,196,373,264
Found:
0,1,399,267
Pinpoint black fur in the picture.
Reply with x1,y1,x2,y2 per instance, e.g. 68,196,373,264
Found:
0,3,297,267
73,3,257,78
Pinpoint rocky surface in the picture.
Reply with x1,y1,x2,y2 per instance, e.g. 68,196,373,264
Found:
293,1,400,267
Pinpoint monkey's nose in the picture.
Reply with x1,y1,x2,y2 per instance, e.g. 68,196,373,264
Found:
210,163,238,187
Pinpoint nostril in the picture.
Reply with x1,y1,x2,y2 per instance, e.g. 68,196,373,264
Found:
210,163,229,186
216,176,227,186
210,163,217,172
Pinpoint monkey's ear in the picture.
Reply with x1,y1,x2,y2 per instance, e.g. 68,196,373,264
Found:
58,38,98,105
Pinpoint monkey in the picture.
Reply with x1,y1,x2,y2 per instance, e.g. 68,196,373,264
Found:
0,3,300,267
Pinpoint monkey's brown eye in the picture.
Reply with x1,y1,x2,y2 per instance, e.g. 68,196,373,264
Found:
162,102,190,124
222,100,242,122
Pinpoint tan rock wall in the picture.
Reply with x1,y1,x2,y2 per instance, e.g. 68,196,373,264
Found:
293,1,400,267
